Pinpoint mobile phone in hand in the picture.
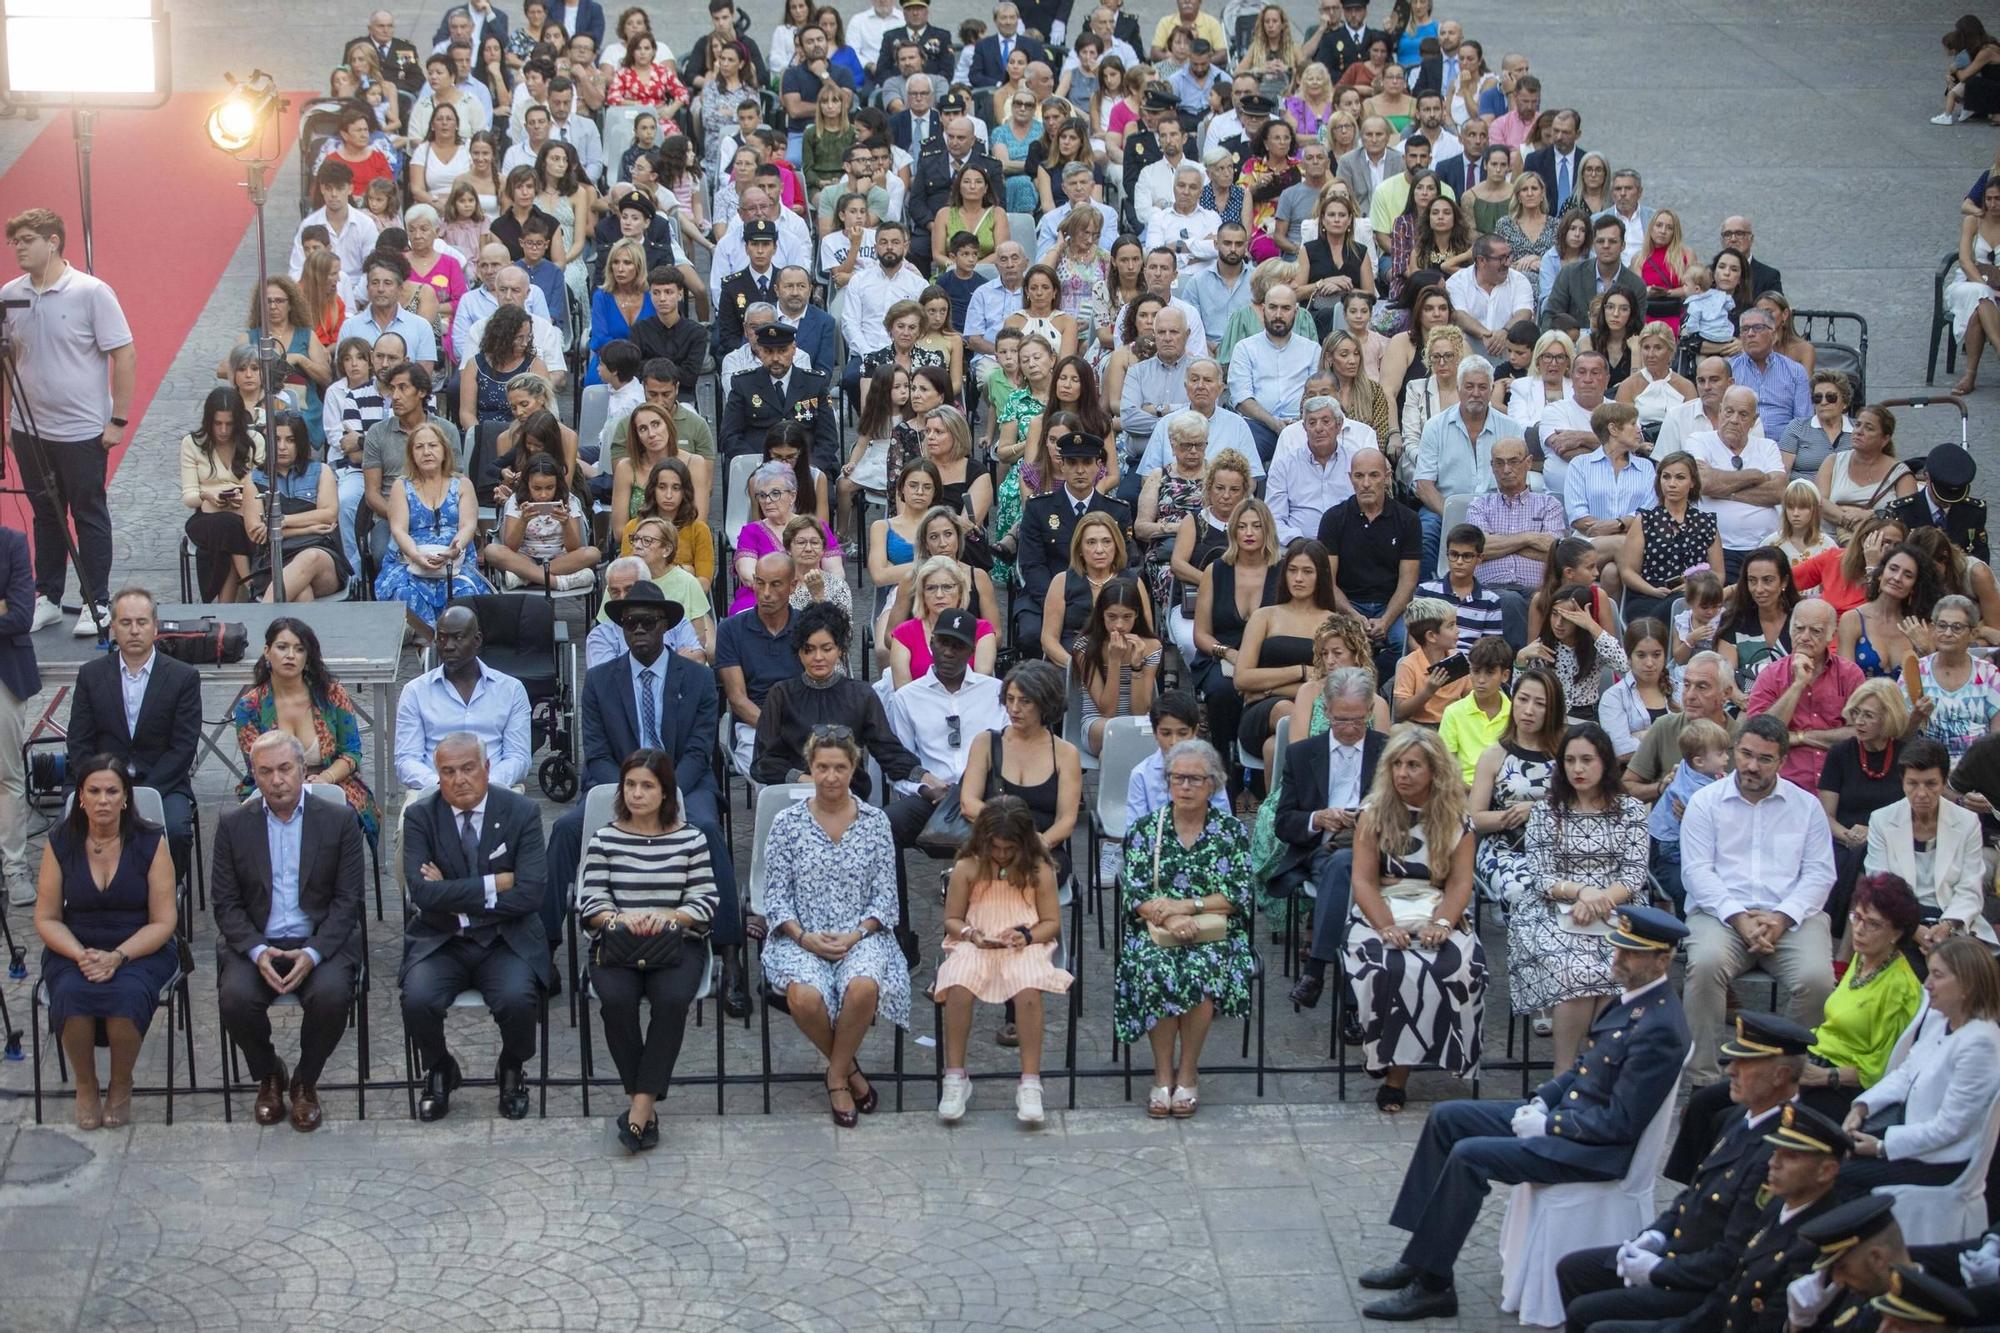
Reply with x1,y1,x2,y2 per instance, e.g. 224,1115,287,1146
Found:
1437,653,1471,683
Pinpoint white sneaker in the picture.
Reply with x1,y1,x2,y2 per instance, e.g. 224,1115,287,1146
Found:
1097,841,1122,886
553,569,595,591
1933,110,1971,125
72,603,109,637
1015,1081,1045,1125
937,1072,971,1122
29,595,60,631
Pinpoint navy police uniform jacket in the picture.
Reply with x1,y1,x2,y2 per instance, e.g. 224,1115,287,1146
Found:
1530,977,1692,1176
1647,1105,1784,1293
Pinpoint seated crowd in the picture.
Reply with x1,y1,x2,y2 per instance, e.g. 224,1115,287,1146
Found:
17,2,2000,1326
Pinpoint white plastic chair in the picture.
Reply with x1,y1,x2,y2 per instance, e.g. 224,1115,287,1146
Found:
576,383,611,454
1088,715,1154,945
1497,1064,1684,1327
1435,494,1474,576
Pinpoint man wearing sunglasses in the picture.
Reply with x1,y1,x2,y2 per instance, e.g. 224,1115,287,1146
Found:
885,609,1008,910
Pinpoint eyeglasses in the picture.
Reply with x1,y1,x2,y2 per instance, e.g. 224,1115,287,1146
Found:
1934,619,1972,634
753,487,790,501
1721,228,1751,238
1811,392,1840,404
629,534,661,547
1166,771,1210,786
1537,352,1569,364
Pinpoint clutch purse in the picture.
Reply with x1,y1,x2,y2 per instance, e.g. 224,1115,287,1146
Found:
592,919,687,970
1147,913,1230,948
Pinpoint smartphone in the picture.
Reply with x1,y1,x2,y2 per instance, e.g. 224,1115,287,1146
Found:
1437,653,1471,683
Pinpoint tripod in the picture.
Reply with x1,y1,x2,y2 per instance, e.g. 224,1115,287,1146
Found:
0,902,23,1061
0,302,111,643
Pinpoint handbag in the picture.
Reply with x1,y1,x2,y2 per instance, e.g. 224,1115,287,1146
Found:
154,616,249,665
591,918,688,970
915,729,1004,854
1383,882,1447,931
1141,813,1231,948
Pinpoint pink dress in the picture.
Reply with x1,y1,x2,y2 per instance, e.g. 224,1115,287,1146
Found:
931,877,1075,1003
1640,248,1685,334
730,517,838,614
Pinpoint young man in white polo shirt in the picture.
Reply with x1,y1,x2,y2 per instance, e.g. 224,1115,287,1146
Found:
2,208,135,635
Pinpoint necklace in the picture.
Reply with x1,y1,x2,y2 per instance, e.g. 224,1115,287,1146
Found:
89,832,117,856
1857,740,1893,781
1847,954,1892,990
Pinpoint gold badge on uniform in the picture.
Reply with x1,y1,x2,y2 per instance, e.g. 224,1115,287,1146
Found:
751,394,763,408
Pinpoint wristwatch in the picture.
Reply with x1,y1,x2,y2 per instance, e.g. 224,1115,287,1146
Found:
1431,918,1453,930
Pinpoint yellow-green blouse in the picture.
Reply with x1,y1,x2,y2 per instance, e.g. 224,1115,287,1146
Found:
1809,952,1924,1088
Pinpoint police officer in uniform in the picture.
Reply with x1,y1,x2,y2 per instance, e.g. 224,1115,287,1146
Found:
1869,1267,1979,1333
718,323,841,473
1785,1195,1907,1333
1308,0,1390,78
1215,93,1278,169
872,0,954,82
1359,907,1694,1322
715,218,783,363
1881,442,1989,563
1012,430,1134,654
1557,1014,1814,1333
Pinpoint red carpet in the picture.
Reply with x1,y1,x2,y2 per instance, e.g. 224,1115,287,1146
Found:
0,92,304,532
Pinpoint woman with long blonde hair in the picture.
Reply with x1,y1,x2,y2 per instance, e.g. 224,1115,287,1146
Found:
1240,5,1303,99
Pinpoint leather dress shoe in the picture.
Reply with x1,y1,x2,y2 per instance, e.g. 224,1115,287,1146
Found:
1357,1262,1419,1290
289,1081,323,1132
254,1060,290,1126
615,1113,644,1154
639,1118,659,1150
497,1063,530,1120
720,960,751,1019
1362,1281,1457,1321
418,1057,461,1122
1342,1011,1367,1047
1289,973,1324,1009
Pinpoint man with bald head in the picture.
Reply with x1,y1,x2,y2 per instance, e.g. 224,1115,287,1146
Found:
1720,216,1782,301
462,264,567,382
452,241,552,355
1227,283,1319,465
1746,599,1861,793
1319,445,1423,678
352,9,424,93
1684,385,1786,580
1657,356,1763,457
716,552,800,773
911,116,1002,268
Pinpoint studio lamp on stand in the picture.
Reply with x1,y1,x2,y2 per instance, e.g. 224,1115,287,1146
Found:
206,71,291,600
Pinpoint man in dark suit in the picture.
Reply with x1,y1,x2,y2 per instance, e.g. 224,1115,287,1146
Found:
776,266,839,376
400,733,550,1122
1543,214,1650,332
1013,431,1135,653
1310,0,1388,76
1522,110,1586,212
1882,443,1989,562
353,10,425,93
1556,1013,1812,1333
431,2,507,50
872,0,954,81
0,525,40,907
211,733,366,1132
909,118,1003,268
1274,668,1386,1012
549,582,747,1013
548,0,607,48
1721,217,1783,301
1429,119,1489,198
719,323,842,475
1359,907,1694,1320
968,5,1047,87
887,77,941,153
66,587,201,879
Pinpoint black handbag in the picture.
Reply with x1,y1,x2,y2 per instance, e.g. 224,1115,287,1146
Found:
154,616,248,665
591,919,688,971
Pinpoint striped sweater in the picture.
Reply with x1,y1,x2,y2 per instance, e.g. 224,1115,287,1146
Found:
578,824,718,931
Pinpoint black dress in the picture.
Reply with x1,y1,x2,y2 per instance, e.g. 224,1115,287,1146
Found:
40,830,178,1036
1195,561,1278,792
1818,737,1903,932
989,726,1072,886
1238,631,1316,755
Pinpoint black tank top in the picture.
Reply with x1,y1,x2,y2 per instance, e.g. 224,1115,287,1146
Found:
992,727,1071,881
1209,561,1278,651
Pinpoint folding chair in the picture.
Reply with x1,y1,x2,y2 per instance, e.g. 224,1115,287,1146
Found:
1085,715,1154,947
217,784,374,1121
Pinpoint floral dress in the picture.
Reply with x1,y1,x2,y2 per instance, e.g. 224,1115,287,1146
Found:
1252,693,1326,891
373,481,493,626
1054,249,1110,333
230,682,381,846
1508,798,1650,1014
758,799,912,1026
1344,810,1485,1077
1142,469,1205,617
1114,806,1256,1044
1474,743,1554,904
1494,213,1560,305
990,386,1047,586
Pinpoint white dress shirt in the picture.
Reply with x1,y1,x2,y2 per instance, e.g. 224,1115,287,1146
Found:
459,311,565,375
1265,424,1376,544
450,284,554,358
1679,770,1835,928
288,208,380,281
1132,154,1193,228
1139,406,1263,477
549,113,605,182
708,212,814,286
394,660,534,790
1142,206,1223,277
886,670,1007,789
1683,429,1785,551
1656,396,1767,459
1444,266,1535,334
1326,732,1365,808
838,261,929,357
118,650,154,736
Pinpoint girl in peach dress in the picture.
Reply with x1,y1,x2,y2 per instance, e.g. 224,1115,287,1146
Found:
932,797,1074,1126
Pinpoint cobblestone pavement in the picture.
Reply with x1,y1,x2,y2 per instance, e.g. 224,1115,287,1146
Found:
0,1103,1544,1331
0,0,1986,1326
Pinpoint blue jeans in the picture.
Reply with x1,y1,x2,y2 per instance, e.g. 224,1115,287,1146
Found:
335,468,366,575
1348,598,1408,682
1649,838,1684,917
1418,507,1442,581
1246,417,1281,468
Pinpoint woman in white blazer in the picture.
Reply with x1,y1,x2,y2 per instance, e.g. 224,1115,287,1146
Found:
1840,936,2000,1192
1865,737,1993,947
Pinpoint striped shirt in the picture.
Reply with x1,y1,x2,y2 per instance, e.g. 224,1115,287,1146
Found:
577,824,718,931
1417,577,1506,652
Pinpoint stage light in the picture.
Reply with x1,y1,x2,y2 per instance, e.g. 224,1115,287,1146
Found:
204,75,279,156
0,0,171,105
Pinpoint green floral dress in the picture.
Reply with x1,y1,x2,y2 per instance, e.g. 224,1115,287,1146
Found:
1251,692,1326,896
990,385,1047,588
1115,806,1257,1043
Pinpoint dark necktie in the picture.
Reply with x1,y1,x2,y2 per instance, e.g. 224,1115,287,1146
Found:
638,667,660,748
773,376,788,400
1073,498,1087,518
755,272,771,300
460,809,480,875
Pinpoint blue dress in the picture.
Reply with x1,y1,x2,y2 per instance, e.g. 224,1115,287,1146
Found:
373,480,493,626
41,829,178,1036
585,290,655,385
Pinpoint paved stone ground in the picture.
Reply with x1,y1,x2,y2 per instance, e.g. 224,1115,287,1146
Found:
0,0,1992,1326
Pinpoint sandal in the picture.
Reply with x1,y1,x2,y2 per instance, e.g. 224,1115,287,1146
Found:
1170,1085,1198,1118
74,1089,102,1131
825,1079,858,1128
847,1065,879,1115
1376,1083,1407,1114
1147,1085,1173,1119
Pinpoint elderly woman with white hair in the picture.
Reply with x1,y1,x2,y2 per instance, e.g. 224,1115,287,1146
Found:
1134,411,1215,615
1116,737,1255,1119
728,460,841,615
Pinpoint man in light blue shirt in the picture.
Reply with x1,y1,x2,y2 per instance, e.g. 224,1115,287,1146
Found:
394,606,534,790
1116,307,1195,496
1728,308,1810,437
1225,284,1318,465
338,256,439,370
1123,690,1231,835
1178,222,1253,350
1034,163,1120,258
1562,400,1656,601
1411,356,1519,573
1137,359,1261,476
1168,39,1224,116
964,241,1027,359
